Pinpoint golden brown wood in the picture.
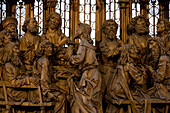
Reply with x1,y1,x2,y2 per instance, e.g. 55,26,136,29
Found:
2,83,10,113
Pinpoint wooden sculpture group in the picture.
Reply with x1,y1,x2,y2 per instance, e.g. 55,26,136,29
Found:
0,13,169,113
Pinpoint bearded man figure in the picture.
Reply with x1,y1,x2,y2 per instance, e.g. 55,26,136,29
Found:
19,18,40,76
99,19,123,94
1,17,18,42
157,19,170,56
127,15,150,65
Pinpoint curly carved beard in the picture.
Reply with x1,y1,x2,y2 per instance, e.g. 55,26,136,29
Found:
27,26,38,34
107,30,117,40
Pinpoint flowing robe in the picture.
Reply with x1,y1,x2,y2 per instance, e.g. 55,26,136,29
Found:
69,38,102,113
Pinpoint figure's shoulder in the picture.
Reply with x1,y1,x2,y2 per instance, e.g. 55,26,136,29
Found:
99,38,107,46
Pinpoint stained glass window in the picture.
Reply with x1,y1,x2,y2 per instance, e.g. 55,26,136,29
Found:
132,0,140,18
149,0,159,37
0,0,6,24
79,0,96,45
56,0,70,37
34,0,43,35
16,0,25,40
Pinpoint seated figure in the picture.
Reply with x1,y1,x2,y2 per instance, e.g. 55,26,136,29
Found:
107,44,147,113
147,38,170,100
2,42,37,102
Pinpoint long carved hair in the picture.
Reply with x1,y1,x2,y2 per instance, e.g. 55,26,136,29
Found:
78,23,93,45
22,18,37,32
44,12,62,35
127,15,149,36
157,18,170,35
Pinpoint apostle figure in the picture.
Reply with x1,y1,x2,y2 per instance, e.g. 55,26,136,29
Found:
1,17,18,42
19,18,40,76
42,12,69,47
147,37,170,100
67,23,102,113
99,19,123,93
127,15,150,65
157,18,170,56
107,44,146,113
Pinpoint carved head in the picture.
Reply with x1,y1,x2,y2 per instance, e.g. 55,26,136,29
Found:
157,19,170,36
38,40,53,57
127,15,149,35
74,23,93,44
2,17,18,40
46,12,62,32
2,17,17,34
3,42,20,65
102,19,118,40
22,18,38,34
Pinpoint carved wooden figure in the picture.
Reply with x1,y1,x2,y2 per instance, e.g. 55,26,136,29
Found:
127,15,150,65
67,23,102,113
19,18,40,76
99,19,123,93
1,17,18,42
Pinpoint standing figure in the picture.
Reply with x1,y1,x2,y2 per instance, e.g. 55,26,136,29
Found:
19,18,40,76
157,19,170,56
127,15,150,65
99,19,123,93
67,23,102,113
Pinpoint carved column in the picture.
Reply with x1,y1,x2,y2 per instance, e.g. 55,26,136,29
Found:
159,0,169,19
118,0,129,44
70,0,79,41
95,0,105,47
24,0,35,18
129,0,132,21
140,0,149,19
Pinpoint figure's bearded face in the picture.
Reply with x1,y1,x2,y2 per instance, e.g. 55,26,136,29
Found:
104,22,117,40
4,32,12,45
135,18,149,35
27,19,38,34
6,24,18,39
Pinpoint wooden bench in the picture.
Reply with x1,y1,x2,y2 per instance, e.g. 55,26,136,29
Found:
105,95,170,113
0,81,57,113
